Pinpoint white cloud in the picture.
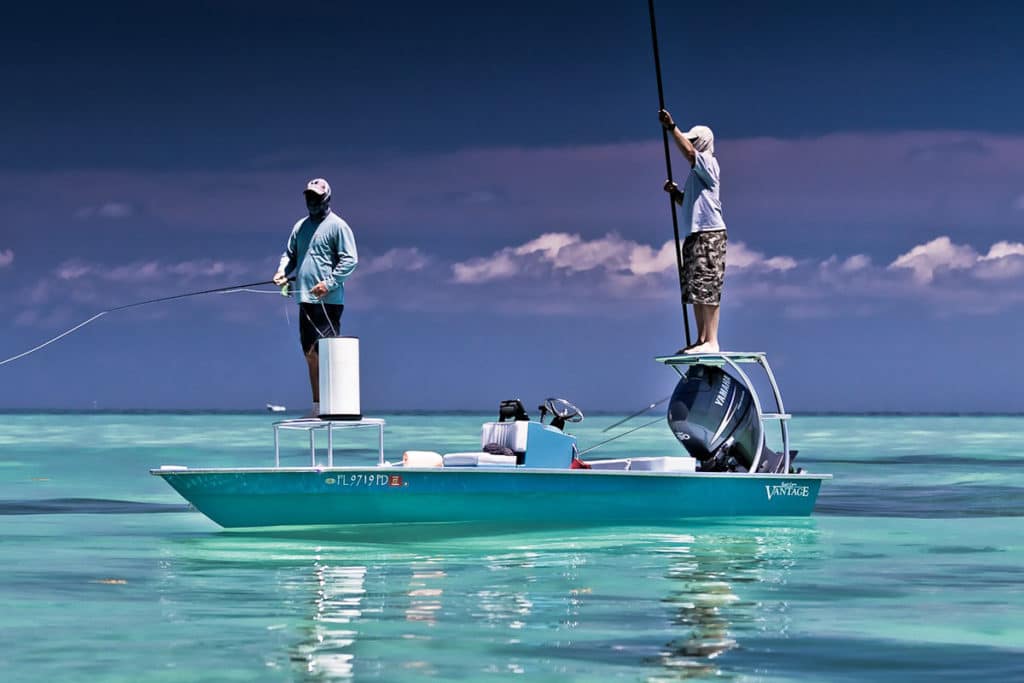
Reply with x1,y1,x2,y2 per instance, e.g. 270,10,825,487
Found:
975,241,1024,280
555,235,634,272
166,260,251,280
513,233,582,260
889,236,979,283
23,258,259,310
888,236,1024,284
781,237,1024,316
360,247,430,276
75,202,134,220
452,232,635,283
727,242,797,272
53,258,253,285
5,257,287,329
452,252,521,283
815,254,872,287
975,256,1024,280
452,232,624,284
446,232,1024,317
840,254,871,272
13,233,1024,323
628,241,677,276
57,261,92,280
0,249,13,268
107,261,163,283
99,203,132,218
981,241,1024,260
451,232,799,292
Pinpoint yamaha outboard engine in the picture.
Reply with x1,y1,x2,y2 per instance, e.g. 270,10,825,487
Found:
666,364,785,473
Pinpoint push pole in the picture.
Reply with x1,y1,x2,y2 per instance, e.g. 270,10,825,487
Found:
647,0,692,349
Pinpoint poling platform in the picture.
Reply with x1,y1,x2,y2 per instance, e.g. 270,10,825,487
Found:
656,352,793,474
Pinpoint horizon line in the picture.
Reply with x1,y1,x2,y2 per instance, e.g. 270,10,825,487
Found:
2,409,1023,418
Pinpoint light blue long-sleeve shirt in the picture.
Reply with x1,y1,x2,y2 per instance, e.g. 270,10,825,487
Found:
278,211,358,305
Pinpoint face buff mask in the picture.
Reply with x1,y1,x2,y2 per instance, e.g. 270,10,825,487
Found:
306,193,330,218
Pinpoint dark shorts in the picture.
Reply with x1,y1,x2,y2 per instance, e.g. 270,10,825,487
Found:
681,230,727,305
299,302,344,353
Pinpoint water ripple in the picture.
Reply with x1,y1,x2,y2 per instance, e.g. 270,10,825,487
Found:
0,498,190,515
817,484,1024,517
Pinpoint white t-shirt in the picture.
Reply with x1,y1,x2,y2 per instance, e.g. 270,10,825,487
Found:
681,151,726,233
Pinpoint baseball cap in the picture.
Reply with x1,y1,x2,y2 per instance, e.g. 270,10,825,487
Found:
304,178,331,198
683,126,715,153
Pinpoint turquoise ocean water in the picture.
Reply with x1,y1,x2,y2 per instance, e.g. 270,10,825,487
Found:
1,412,1022,681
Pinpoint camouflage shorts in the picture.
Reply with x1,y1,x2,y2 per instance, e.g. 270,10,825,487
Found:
681,230,727,305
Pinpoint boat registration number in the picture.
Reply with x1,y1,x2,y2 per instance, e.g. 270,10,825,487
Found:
324,474,405,488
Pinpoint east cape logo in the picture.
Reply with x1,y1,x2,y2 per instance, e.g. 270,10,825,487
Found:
765,481,810,500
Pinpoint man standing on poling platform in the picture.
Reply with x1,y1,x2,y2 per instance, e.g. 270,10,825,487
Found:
659,108,727,354
273,178,358,416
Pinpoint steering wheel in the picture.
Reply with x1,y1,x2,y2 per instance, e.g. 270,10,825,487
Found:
544,397,584,428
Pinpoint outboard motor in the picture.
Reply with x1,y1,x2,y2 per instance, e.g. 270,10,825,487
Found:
666,364,785,473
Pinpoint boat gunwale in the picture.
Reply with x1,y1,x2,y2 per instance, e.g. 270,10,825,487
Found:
150,466,832,480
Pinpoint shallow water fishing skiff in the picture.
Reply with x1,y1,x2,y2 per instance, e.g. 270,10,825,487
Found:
153,350,831,528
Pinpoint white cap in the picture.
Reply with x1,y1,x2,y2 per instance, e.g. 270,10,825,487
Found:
684,126,715,154
304,178,331,198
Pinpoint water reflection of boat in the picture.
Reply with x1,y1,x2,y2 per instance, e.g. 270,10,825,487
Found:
154,525,815,679
654,527,812,679
288,563,366,679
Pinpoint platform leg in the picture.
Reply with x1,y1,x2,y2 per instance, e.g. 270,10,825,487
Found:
758,357,791,473
310,430,316,467
274,427,280,468
328,425,334,467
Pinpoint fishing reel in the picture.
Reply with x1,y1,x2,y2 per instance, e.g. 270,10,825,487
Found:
537,397,584,431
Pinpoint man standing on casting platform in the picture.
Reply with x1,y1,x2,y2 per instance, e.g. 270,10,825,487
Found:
659,108,727,354
273,178,358,415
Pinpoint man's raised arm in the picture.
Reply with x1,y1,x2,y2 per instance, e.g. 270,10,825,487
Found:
659,108,696,167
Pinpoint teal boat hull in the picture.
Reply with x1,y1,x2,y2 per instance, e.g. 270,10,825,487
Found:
152,467,829,528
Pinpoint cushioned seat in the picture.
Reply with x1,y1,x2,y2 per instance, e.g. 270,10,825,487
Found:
442,452,518,467
480,421,529,452
401,451,443,467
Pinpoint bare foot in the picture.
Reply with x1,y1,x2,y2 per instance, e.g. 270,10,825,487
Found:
683,341,720,355
675,342,701,355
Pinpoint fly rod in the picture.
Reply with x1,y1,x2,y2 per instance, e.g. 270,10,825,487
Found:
0,277,292,367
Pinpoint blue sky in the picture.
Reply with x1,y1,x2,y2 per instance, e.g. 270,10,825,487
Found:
1,0,1023,412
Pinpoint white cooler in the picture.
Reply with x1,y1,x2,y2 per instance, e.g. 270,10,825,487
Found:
318,337,361,420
